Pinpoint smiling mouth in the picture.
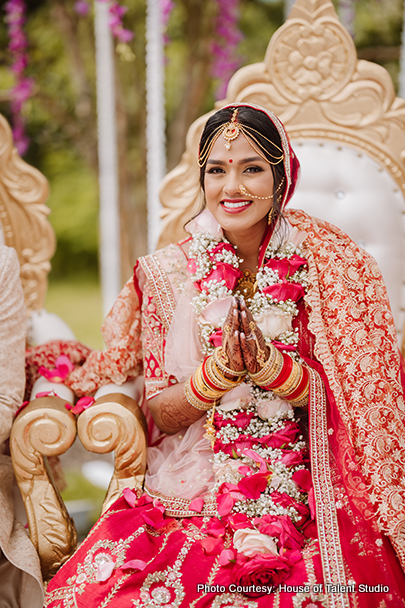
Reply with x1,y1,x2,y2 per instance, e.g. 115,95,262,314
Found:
221,200,252,209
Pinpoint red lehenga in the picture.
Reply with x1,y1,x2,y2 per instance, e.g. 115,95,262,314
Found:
43,209,405,608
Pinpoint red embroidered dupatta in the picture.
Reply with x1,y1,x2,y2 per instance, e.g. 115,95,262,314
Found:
286,208,405,607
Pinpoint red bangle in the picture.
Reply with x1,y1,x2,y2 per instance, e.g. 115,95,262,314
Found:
201,358,221,391
264,352,293,390
287,367,309,400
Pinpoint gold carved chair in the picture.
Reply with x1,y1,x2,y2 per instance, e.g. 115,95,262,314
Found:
0,114,148,582
9,0,405,583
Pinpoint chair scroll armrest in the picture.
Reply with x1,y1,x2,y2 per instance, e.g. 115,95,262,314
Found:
77,393,148,514
10,397,78,581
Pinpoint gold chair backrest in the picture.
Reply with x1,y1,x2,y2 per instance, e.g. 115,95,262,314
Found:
0,114,55,312
158,0,405,353
159,0,405,243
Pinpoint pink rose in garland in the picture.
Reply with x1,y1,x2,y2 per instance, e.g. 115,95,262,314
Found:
254,514,305,552
213,410,255,430
232,553,291,597
208,242,236,259
263,255,307,280
237,472,269,500
271,492,311,527
209,329,222,347
198,263,242,293
263,421,301,449
214,434,257,456
262,281,305,303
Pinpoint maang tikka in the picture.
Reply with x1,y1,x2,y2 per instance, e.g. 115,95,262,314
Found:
198,107,285,168
222,108,240,150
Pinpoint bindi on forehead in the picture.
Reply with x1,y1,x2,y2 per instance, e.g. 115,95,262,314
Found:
229,159,233,163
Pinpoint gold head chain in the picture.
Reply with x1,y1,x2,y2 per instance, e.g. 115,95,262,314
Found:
198,108,284,168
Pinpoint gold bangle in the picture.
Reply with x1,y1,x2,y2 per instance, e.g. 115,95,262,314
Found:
250,345,284,387
213,347,247,378
289,386,309,408
287,377,309,407
184,377,214,411
194,365,227,400
205,356,241,390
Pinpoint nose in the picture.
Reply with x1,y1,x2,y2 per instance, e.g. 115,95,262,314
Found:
223,170,241,197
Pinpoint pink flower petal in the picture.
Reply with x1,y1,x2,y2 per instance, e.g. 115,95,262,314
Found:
55,355,74,373
292,469,313,492
152,498,165,513
96,559,115,582
15,401,29,417
187,259,197,273
68,396,96,414
123,487,137,508
136,494,153,507
141,507,167,528
76,396,95,409
219,548,235,566
35,390,55,398
206,518,226,538
237,473,269,500
38,366,66,383
201,537,224,555
217,493,235,516
189,497,204,513
243,449,268,473
121,559,147,571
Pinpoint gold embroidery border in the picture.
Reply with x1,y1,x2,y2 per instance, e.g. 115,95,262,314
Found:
145,486,218,518
139,254,177,330
309,368,350,608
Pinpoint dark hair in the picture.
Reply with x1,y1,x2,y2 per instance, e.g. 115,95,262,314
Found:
198,106,287,227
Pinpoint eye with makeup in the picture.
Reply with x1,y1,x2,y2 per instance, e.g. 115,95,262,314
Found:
206,166,225,174
244,165,264,173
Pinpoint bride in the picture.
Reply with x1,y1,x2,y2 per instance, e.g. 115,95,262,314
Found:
44,103,405,607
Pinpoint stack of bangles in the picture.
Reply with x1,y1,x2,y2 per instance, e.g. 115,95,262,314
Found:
184,349,246,411
250,345,309,408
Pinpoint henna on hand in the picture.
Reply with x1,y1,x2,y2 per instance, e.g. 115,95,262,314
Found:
239,299,270,374
222,299,245,374
148,382,205,435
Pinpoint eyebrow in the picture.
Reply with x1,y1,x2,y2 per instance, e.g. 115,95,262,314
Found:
206,156,264,165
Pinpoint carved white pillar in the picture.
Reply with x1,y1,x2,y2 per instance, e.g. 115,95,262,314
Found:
94,1,121,315
146,0,166,253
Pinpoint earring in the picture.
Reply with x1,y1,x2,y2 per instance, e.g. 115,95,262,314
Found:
268,207,275,225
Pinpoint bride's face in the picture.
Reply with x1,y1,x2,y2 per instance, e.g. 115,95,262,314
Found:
204,133,275,236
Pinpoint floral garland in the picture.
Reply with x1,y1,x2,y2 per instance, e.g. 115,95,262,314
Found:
188,228,308,357
186,225,315,589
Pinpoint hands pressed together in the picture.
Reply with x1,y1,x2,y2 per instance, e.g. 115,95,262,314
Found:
221,297,270,376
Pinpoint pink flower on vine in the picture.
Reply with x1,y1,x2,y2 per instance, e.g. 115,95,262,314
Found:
74,1,90,16
211,0,243,99
4,0,32,155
